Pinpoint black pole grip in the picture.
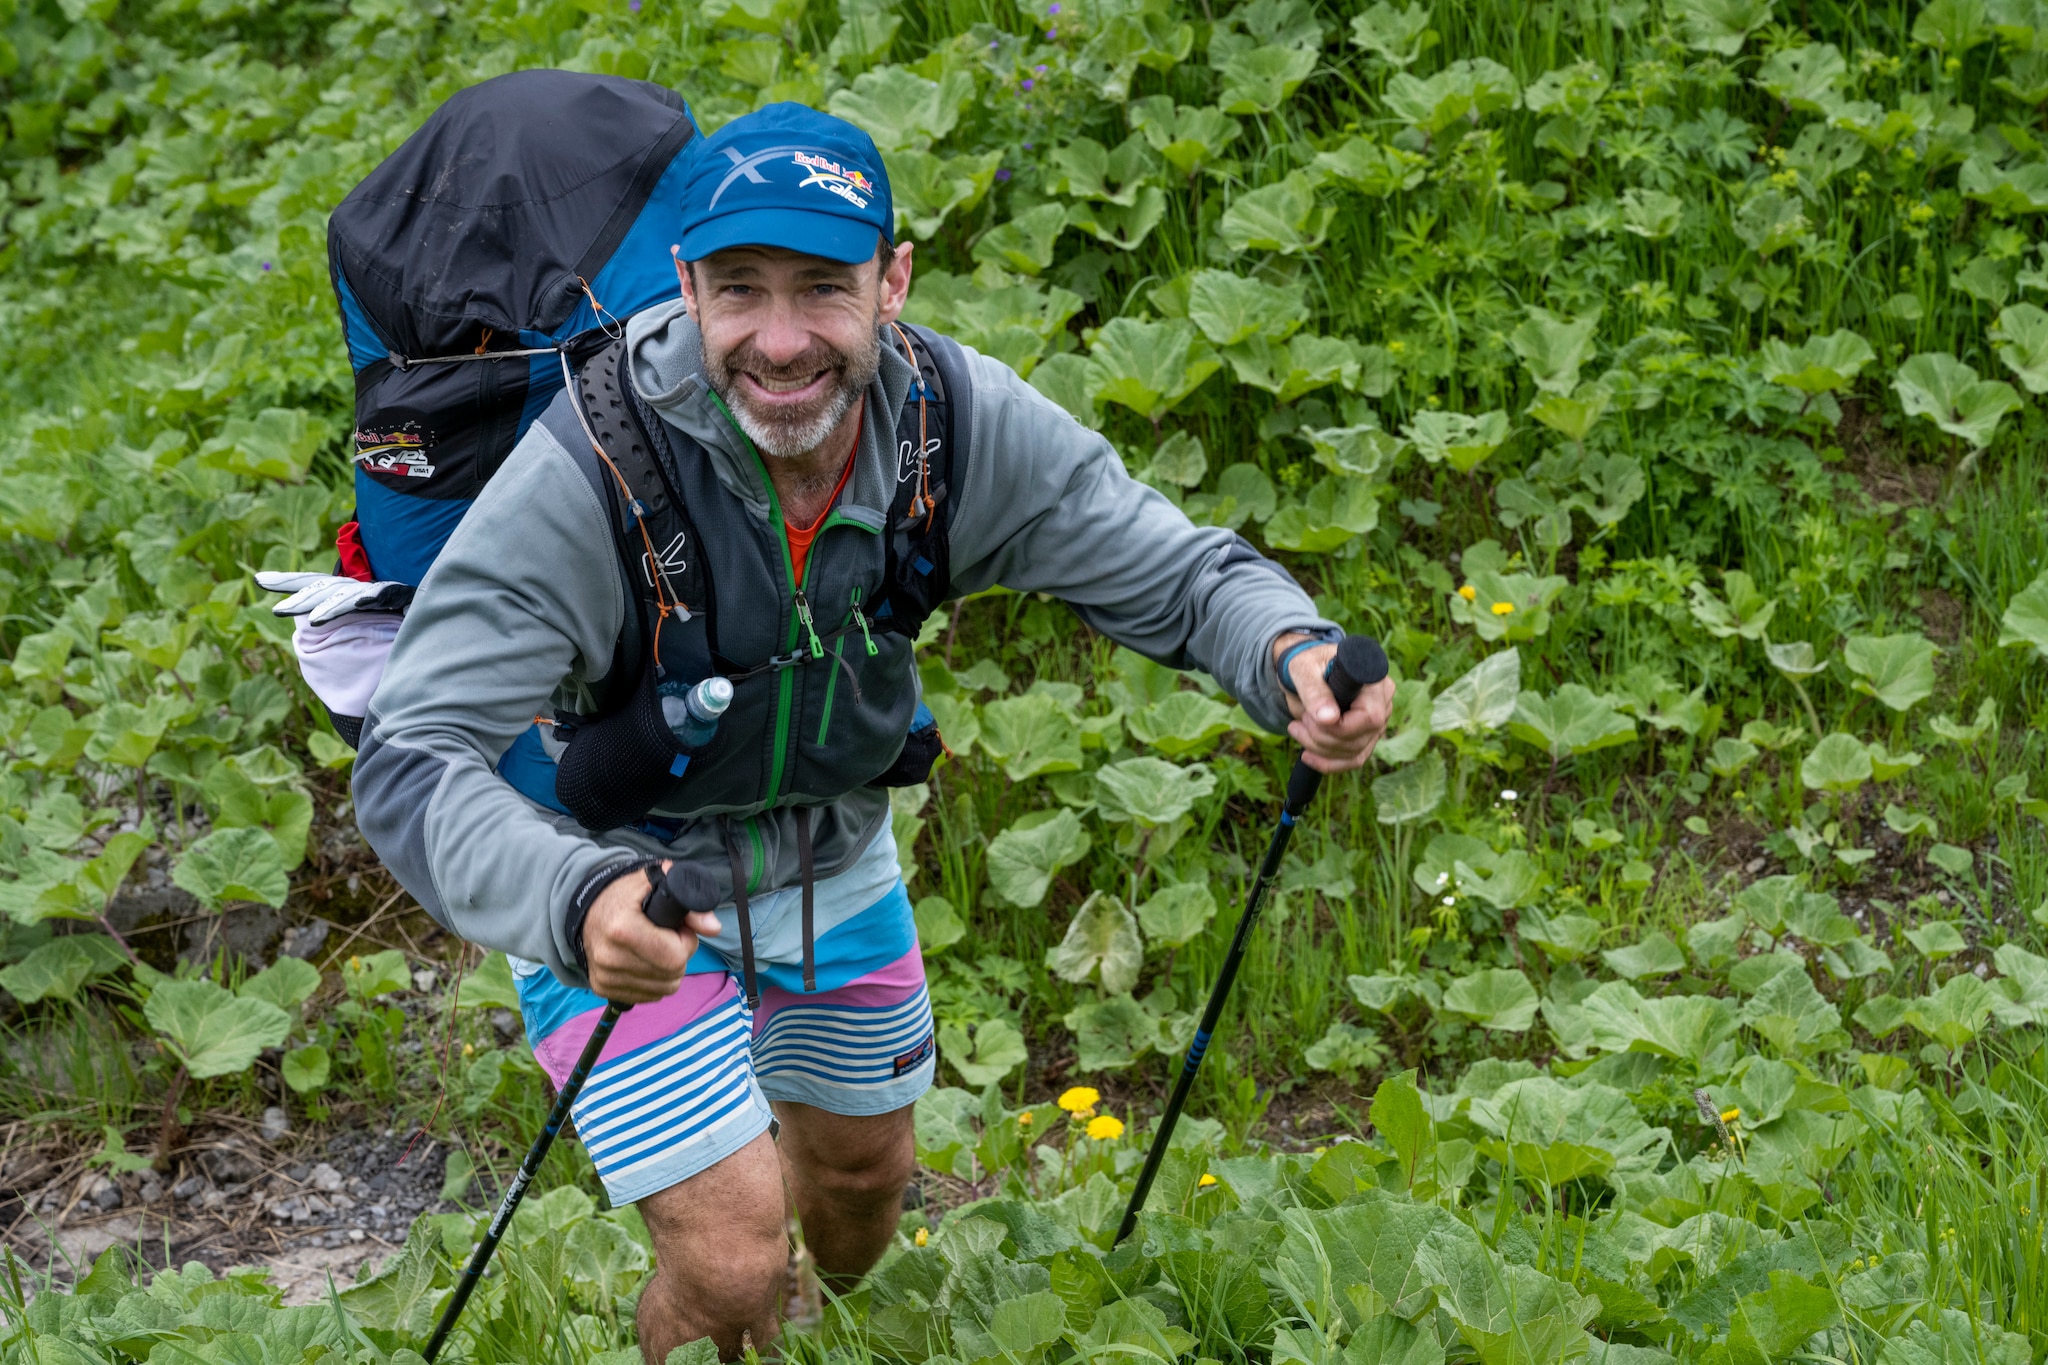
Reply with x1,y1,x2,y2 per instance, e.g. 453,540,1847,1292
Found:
642,862,720,930
1324,634,1388,711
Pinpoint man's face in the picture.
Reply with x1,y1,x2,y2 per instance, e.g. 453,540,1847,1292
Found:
683,242,913,460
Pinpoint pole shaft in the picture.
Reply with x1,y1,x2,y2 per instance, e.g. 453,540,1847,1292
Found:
1114,799,1307,1245
422,1000,624,1362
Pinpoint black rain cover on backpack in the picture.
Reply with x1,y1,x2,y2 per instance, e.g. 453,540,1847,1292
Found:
328,69,699,586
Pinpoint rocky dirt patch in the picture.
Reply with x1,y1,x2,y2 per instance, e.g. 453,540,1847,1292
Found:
1,1113,494,1303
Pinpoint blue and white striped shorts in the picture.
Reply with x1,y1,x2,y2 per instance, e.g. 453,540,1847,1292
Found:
510,832,935,1205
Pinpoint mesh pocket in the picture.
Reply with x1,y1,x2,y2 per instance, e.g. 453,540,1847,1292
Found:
554,664,689,832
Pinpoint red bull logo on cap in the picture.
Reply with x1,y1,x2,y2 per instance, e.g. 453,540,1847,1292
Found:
791,150,874,209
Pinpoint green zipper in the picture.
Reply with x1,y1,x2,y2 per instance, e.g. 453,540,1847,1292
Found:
817,636,845,745
705,392,880,799
816,581,878,746
709,391,803,800
851,585,879,657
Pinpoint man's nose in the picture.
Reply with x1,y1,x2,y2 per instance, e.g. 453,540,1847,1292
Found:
751,300,815,366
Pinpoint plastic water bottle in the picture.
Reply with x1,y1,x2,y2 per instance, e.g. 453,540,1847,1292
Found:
659,676,733,774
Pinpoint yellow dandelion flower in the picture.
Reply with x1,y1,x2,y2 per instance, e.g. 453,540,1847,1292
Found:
1720,1108,1741,1123
462,1042,474,1058
349,955,362,971
914,1227,928,1247
1198,1173,1219,1188
1457,584,1477,601
1057,1086,1100,1113
1017,1111,1033,1127
1490,601,1515,616
1086,1114,1125,1141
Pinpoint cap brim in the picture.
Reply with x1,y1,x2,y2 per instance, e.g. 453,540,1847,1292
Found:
678,208,883,266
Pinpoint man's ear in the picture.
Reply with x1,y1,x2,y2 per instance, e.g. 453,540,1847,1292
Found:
678,256,700,319
877,241,914,326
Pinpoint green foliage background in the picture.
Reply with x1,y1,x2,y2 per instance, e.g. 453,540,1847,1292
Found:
3,0,2048,1357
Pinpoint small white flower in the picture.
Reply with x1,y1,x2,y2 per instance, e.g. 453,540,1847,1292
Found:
1442,896,1456,906
1500,789,1519,802
1435,872,1450,887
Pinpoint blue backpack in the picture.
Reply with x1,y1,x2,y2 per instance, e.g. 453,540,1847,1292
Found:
326,68,700,587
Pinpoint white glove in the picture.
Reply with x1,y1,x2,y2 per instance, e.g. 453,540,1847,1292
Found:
255,571,415,625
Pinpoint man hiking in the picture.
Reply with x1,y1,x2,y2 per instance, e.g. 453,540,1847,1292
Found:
353,101,1393,1362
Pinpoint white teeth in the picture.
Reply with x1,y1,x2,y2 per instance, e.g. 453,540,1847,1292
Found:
751,372,825,394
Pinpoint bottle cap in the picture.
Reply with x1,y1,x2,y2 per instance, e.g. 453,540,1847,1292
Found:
695,676,735,715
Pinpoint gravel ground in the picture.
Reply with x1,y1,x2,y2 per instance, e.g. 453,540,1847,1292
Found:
1,1111,503,1303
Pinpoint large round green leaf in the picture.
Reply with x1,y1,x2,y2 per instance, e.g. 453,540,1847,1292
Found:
1094,756,1217,827
1999,568,2048,661
1045,892,1144,995
1893,351,2023,449
1801,733,1873,795
170,826,289,910
985,809,1091,909
1842,632,1939,712
1135,883,1217,947
145,978,291,1079
1441,968,1538,1032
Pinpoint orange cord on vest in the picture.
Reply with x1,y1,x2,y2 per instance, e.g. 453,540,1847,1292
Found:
887,322,934,531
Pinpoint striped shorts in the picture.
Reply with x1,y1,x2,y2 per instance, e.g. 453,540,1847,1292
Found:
509,830,935,1205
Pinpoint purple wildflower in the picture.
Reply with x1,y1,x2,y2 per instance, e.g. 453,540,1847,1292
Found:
1022,142,1034,150
1021,77,1034,90
1048,2,1059,12
1034,63,1047,73
261,262,272,272
1046,27,1056,37
990,38,999,47
630,0,640,10
996,167,1012,181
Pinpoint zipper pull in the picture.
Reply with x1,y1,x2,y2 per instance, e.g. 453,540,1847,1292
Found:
851,588,879,657
793,587,824,658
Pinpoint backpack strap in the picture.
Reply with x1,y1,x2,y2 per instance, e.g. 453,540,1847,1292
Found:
556,341,710,715
874,322,969,640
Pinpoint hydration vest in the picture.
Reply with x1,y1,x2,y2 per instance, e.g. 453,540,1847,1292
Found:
542,322,969,834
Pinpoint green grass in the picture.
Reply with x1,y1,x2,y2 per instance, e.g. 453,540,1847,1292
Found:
1,0,2047,1356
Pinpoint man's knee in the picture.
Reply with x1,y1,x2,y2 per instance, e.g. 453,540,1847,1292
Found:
645,1220,786,1326
636,1135,788,1347
777,1103,915,1202
813,1142,914,1204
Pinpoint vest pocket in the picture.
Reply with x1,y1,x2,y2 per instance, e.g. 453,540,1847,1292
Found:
816,635,845,746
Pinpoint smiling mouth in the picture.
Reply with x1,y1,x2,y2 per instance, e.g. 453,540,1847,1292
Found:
740,369,834,402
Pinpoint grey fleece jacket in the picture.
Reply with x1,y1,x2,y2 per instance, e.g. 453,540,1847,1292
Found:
353,299,1335,989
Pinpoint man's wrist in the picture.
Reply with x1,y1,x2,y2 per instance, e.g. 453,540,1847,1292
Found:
567,858,659,969
1273,626,1344,695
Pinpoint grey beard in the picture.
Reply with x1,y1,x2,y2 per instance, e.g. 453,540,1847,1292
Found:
709,324,883,461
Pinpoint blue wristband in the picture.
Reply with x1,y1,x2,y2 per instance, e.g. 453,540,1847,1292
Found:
1276,629,1343,695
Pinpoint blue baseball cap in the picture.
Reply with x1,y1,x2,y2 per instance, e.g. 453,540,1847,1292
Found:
678,103,893,267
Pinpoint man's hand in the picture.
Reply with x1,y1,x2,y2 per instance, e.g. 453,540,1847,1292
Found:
1275,634,1396,774
583,863,723,1004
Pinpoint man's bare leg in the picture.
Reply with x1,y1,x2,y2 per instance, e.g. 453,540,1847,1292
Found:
771,1100,916,1291
635,1130,789,1363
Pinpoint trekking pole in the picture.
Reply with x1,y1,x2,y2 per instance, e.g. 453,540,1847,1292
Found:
1114,635,1387,1246
422,862,718,1363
